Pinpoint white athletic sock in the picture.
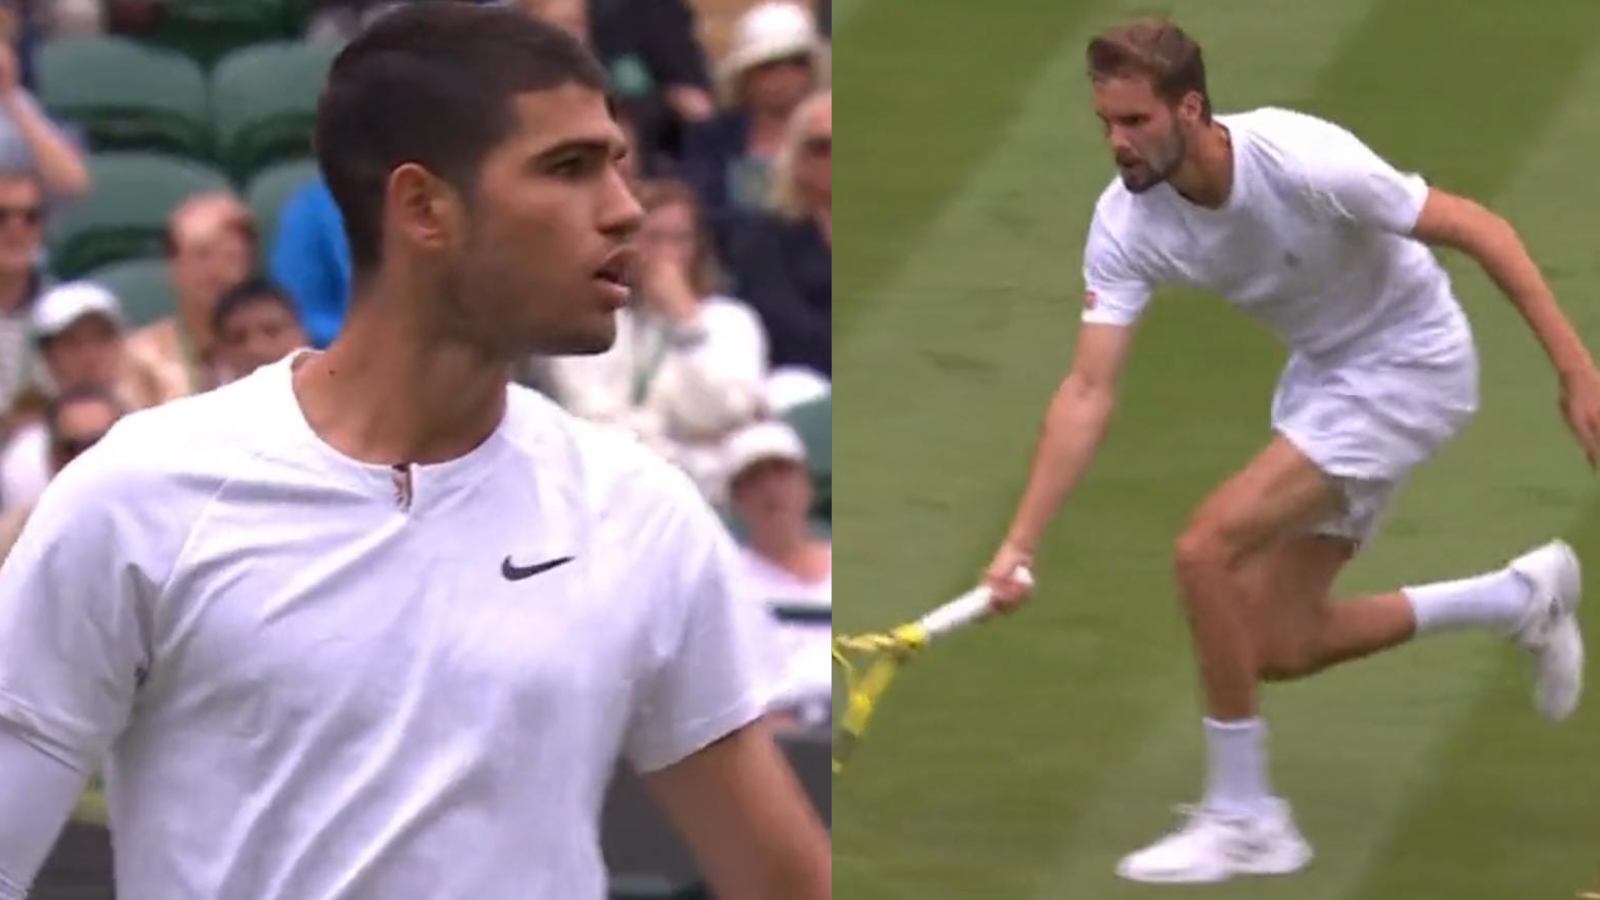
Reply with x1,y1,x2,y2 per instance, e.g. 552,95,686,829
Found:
1405,568,1533,636
1201,717,1272,816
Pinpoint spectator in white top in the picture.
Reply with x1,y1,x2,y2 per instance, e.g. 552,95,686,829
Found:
545,177,768,500
724,419,830,724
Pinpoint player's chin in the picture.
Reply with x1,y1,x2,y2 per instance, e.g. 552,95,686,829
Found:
544,316,618,356
1120,167,1160,193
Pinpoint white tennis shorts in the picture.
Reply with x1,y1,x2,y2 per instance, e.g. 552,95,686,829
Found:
1271,338,1479,544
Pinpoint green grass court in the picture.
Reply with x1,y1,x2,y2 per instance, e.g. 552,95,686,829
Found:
832,1,1600,896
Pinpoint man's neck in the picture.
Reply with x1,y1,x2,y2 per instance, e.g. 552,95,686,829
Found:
1167,121,1234,210
292,280,510,467
0,267,30,316
177,295,214,356
748,109,791,157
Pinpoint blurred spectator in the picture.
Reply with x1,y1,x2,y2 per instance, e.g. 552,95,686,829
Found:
544,177,767,499
271,176,350,348
726,88,830,378
0,9,89,198
0,280,159,511
37,0,105,37
724,419,831,726
211,276,308,384
0,170,50,429
683,1,826,225
306,0,406,44
0,384,122,562
126,192,259,399
516,0,714,179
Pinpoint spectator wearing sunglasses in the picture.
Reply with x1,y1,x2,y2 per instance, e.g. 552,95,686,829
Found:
0,281,161,513
0,171,50,433
0,384,121,563
725,89,831,380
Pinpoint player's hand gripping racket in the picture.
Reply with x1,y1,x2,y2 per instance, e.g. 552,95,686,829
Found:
832,567,1033,776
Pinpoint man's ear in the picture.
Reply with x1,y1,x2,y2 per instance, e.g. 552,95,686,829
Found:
1177,90,1206,126
386,163,462,256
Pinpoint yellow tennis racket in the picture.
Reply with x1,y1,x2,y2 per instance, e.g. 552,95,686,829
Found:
832,568,1032,776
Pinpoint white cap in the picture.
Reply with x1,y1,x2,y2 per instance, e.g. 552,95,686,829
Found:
725,419,807,486
718,2,822,91
32,280,124,341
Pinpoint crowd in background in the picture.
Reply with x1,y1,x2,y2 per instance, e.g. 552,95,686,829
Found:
0,0,832,726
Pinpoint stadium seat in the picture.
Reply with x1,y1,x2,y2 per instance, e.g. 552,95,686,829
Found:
48,152,230,279
246,157,319,257
144,0,303,69
781,395,831,519
211,42,338,182
86,257,176,329
37,37,211,160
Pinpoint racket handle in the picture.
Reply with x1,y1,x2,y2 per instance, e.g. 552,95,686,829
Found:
916,566,1035,639
917,586,994,638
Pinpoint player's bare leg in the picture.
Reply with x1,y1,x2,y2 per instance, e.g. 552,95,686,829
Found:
1251,535,1584,719
1170,436,1341,722
1117,437,1338,883
1119,437,1583,884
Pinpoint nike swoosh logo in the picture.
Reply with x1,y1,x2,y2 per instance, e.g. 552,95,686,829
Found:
501,555,576,581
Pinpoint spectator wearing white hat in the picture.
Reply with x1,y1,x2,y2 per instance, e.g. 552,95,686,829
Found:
724,419,831,723
682,1,827,231
0,281,161,513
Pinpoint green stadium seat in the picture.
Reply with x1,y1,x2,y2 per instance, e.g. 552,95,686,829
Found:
86,257,176,329
38,37,211,159
246,157,319,257
211,42,338,181
781,395,831,519
48,152,230,279
145,0,303,69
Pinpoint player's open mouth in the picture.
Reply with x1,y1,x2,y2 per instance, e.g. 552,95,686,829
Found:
593,251,634,305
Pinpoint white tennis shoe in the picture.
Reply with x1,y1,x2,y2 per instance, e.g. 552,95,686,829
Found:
1507,539,1584,721
1115,798,1313,884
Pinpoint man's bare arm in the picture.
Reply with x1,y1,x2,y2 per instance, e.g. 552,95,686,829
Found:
644,720,830,900
986,322,1138,600
1411,187,1600,465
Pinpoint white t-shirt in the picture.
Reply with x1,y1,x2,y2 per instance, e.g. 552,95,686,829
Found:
1082,107,1470,363
0,353,771,899
737,548,831,715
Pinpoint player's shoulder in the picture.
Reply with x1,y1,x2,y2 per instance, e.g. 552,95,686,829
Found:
73,374,265,489
502,383,708,520
1225,106,1369,163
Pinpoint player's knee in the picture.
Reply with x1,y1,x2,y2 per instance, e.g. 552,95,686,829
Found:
1172,523,1235,585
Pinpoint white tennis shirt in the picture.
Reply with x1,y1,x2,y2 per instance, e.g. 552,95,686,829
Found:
0,352,771,898
1082,107,1471,364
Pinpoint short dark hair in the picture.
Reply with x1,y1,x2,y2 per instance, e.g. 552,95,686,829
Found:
314,3,611,273
1087,17,1211,121
211,276,297,336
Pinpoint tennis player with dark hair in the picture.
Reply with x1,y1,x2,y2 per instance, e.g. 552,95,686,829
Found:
0,6,830,898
